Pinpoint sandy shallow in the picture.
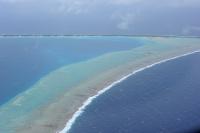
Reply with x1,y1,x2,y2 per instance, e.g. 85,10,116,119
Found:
1,37,200,133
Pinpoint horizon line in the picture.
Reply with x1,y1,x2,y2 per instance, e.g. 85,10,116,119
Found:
0,34,200,38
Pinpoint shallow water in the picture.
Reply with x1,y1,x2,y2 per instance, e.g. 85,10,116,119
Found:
1,37,200,133
0,36,143,105
69,52,200,133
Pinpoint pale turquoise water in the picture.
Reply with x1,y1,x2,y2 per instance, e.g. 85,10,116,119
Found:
0,36,149,132
0,36,145,105
0,36,199,133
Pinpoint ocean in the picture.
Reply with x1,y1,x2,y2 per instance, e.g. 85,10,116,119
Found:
0,36,143,105
68,52,200,133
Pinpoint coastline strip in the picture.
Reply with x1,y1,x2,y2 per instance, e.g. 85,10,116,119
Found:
59,50,200,133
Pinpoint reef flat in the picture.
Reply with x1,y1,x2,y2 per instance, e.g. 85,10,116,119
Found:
0,37,200,133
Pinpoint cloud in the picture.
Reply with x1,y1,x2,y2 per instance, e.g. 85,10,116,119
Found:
167,0,200,7
109,0,143,5
117,14,133,30
2,0,200,14
0,0,200,35
56,0,98,15
111,12,137,30
0,0,27,3
55,0,146,15
182,26,200,35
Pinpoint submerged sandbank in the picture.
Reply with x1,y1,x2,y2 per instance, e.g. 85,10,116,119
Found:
0,37,200,133
23,37,200,133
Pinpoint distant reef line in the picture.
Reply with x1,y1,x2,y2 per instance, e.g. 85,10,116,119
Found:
0,34,200,38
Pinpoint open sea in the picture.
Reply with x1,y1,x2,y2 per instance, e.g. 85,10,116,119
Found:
68,52,200,133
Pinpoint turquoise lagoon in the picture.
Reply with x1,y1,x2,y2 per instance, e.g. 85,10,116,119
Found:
0,36,144,105
0,36,200,133
0,36,146,132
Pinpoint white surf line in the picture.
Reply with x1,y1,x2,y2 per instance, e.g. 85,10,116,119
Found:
58,50,200,133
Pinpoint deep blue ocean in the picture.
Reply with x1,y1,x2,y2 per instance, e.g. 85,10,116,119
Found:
0,37,143,105
69,53,200,133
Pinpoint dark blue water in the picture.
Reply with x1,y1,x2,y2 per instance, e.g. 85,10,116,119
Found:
0,37,143,105
69,53,200,133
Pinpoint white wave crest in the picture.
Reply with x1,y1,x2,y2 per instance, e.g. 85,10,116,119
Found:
58,50,200,133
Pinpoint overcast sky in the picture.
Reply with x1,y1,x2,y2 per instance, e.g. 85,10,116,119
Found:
0,0,200,35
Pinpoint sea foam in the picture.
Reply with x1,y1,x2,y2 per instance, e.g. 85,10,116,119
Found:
59,50,200,133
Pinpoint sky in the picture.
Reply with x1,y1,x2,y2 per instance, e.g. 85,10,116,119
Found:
0,0,200,35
